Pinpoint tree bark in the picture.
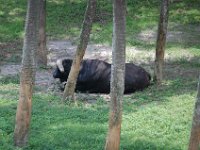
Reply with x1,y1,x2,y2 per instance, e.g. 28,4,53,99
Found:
63,0,97,101
105,0,126,150
13,0,39,147
154,0,169,85
188,76,200,150
37,0,47,67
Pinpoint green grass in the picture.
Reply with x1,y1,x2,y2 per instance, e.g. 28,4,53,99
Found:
0,76,198,149
0,0,199,64
0,0,200,149
1,0,199,64
1,0,199,44
0,1,26,42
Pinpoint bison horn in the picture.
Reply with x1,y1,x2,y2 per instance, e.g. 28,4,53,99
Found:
56,59,64,72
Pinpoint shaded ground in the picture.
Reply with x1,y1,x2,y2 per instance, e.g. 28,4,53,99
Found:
0,24,199,101
0,41,112,77
138,24,200,45
0,41,114,101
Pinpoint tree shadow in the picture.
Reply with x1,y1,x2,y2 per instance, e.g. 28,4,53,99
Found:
121,138,183,150
26,95,108,149
126,0,200,49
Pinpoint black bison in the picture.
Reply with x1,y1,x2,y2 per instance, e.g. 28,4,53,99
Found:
53,59,151,94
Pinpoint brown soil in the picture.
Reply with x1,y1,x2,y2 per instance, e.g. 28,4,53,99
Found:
1,40,199,88
0,40,114,101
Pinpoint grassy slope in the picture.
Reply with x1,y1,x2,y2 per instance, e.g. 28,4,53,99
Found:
0,0,200,149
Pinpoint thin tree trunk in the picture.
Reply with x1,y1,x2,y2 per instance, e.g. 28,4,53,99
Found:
13,0,39,147
188,76,200,150
154,0,169,85
105,0,126,149
37,0,47,66
63,0,97,101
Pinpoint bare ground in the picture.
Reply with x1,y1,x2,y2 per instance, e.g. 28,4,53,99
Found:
0,41,114,101
0,25,199,101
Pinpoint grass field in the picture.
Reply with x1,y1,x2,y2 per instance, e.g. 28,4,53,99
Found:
0,76,198,149
0,0,200,149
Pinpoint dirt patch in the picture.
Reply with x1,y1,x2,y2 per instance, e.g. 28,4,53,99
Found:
0,40,113,101
164,64,199,80
47,40,112,67
0,27,200,102
137,24,200,45
1,40,199,87
0,41,22,64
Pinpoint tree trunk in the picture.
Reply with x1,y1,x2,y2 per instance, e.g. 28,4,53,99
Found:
188,76,200,150
105,0,126,150
63,0,97,101
154,0,169,85
13,0,39,147
37,0,47,67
